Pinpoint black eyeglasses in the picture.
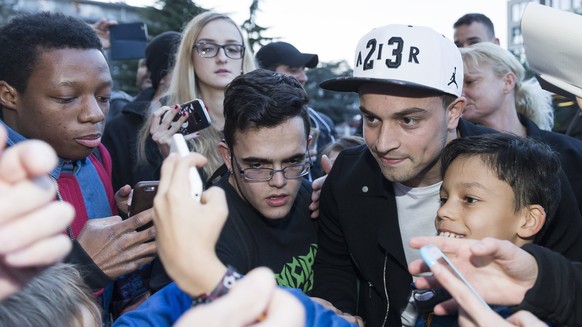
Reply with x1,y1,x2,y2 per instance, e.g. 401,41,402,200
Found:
231,151,312,182
194,42,245,59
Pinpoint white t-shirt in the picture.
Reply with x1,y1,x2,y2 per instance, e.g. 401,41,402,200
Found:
393,181,442,326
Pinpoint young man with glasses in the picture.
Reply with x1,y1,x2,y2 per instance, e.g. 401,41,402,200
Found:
114,69,318,326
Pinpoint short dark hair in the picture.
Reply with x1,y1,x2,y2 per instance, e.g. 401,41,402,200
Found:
453,13,496,38
441,133,561,241
223,69,310,147
0,11,102,93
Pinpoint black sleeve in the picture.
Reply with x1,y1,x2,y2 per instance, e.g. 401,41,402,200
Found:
516,243,582,326
535,169,582,262
65,240,113,291
312,157,359,314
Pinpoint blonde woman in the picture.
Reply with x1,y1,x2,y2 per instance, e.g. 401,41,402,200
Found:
460,42,554,132
138,12,255,182
460,42,582,213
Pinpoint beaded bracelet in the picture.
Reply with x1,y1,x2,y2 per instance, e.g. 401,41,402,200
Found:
192,265,243,307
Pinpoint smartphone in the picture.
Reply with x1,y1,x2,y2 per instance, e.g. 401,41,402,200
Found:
170,133,203,201
172,99,212,136
419,244,489,308
109,22,148,61
128,180,159,232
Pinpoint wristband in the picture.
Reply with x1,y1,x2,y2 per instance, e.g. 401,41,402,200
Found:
192,265,243,307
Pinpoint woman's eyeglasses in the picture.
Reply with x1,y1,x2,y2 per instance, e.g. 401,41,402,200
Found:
194,42,245,59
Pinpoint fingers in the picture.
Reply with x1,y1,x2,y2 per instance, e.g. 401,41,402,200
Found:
116,185,132,197
0,176,58,226
157,153,178,197
408,258,431,277
430,263,494,321
3,234,72,267
174,267,277,327
257,283,305,327
0,140,57,184
124,209,154,233
167,152,208,199
309,175,327,219
201,186,227,209
506,311,548,326
0,201,74,254
184,132,201,140
320,154,333,174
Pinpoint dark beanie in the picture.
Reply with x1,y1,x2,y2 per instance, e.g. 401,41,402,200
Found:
145,31,182,90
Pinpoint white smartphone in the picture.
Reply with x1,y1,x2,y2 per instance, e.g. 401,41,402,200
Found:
419,244,489,308
170,133,203,202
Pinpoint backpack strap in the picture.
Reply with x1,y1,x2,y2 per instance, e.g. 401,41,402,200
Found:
89,144,118,215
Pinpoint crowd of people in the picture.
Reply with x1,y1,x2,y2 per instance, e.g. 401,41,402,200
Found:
0,2,581,327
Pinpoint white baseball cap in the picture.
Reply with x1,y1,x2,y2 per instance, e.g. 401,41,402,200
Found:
320,24,463,97
522,3,582,99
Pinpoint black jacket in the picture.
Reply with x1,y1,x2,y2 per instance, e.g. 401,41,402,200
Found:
519,243,582,326
312,119,582,327
521,114,582,213
102,87,163,191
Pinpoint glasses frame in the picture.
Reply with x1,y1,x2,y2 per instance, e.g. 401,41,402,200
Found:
193,42,245,59
230,149,313,183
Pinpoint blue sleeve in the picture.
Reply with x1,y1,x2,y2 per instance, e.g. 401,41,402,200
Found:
113,282,192,327
286,288,358,327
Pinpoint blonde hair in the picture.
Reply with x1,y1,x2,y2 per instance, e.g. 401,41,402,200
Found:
460,42,554,131
0,263,102,327
138,12,256,179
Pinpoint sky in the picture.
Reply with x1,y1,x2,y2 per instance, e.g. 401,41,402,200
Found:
113,0,510,67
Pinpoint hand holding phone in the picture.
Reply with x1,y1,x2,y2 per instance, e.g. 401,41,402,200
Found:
128,181,159,232
170,133,203,201
419,244,490,309
165,99,212,136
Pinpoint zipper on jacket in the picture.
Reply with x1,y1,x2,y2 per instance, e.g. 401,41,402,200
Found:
382,254,389,327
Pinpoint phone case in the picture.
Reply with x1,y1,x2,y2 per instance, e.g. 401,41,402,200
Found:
173,99,212,135
128,180,159,217
170,134,203,201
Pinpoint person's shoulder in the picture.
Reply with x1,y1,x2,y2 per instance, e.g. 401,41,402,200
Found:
542,129,582,146
307,107,334,126
457,118,498,136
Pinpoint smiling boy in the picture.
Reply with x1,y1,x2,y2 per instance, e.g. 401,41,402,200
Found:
436,133,560,244
414,132,561,326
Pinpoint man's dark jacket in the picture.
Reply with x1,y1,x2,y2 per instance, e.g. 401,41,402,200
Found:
312,119,582,327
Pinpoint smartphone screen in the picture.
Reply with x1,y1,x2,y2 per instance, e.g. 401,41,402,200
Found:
172,99,212,136
419,244,489,308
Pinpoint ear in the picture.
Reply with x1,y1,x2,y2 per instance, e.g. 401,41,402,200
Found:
502,72,516,94
0,81,19,111
517,204,546,239
446,97,466,130
218,141,233,171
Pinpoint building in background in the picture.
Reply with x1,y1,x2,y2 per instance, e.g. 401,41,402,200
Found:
1,0,141,24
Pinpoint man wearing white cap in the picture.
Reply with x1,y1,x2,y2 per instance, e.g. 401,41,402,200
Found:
311,23,582,326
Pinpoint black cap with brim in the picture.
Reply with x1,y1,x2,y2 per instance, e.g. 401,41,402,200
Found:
288,53,319,68
256,42,319,69
320,77,452,96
